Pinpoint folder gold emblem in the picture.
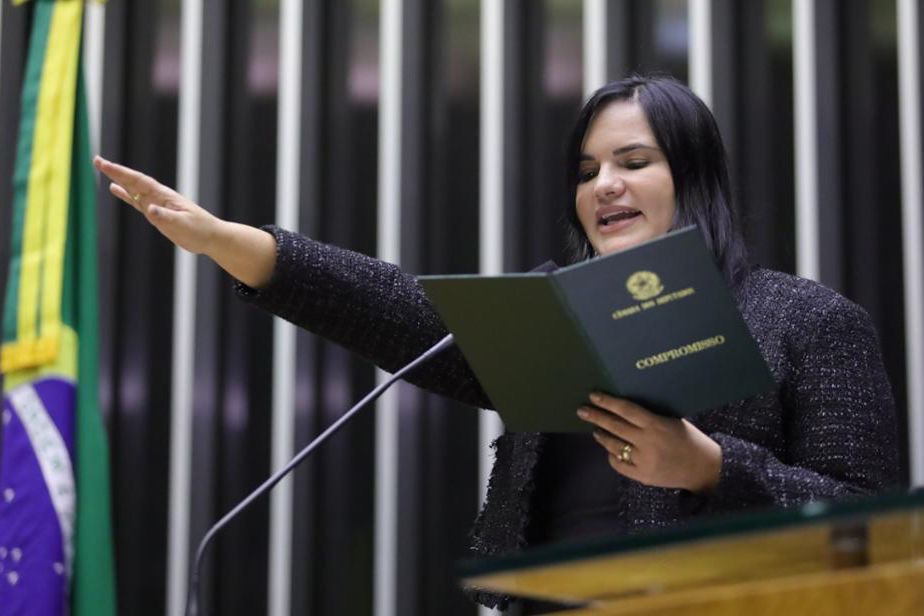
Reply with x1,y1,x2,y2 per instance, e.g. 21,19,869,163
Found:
626,271,664,301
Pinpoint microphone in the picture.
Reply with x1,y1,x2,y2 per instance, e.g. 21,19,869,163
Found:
185,333,456,616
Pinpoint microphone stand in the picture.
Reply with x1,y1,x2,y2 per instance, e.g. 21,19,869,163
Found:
185,334,455,616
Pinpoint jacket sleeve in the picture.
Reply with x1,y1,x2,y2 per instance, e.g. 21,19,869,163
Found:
235,225,492,408
690,295,900,513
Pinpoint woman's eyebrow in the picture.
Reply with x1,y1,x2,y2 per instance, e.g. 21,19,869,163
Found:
580,143,659,160
611,143,659,155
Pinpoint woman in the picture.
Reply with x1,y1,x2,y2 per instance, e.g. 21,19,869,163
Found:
95,75,899,612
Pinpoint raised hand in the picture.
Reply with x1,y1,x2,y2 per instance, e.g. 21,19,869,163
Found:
94,155,221,255
94,155,278,288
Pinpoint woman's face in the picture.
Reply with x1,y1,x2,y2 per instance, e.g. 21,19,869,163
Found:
575,100,676,256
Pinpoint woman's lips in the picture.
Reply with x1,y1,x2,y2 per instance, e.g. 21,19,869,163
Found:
597,209,642,234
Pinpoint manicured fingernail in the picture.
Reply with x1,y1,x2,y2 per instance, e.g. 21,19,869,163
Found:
590,392,602,403
576,408,589,419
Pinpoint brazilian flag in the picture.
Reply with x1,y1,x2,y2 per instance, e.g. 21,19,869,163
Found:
0,1,116,614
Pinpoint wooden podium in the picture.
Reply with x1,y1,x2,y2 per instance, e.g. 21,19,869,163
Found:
460,491,924,615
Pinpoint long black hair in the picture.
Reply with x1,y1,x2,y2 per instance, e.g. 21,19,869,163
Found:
563,74,750,287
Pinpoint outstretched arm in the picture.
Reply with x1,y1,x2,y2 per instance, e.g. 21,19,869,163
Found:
235,226,492,408
95,156,492,408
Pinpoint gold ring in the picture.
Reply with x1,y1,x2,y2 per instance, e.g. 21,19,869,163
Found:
618,443,633,464
132,193,141,202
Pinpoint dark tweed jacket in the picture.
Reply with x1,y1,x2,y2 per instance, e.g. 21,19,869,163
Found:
237,227,900,610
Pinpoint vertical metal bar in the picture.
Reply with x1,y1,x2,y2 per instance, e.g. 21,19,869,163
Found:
166,0,203,614
187,1,228,609
793,0,819,281
898,0,924,485
583,0,607,98
376,1,402,616
268,1,302,615
480,1,504,613
689,0,712,108
83,2,106,156
481,0,504,279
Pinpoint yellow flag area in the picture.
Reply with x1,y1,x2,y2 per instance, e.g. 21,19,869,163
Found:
2,2,118,616
1,0,82,372
11,1,108,6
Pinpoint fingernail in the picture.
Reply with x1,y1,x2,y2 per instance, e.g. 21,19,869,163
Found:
590,392,602,403
576,408,589,420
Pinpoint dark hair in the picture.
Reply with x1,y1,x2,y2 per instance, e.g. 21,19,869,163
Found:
563,74,749,287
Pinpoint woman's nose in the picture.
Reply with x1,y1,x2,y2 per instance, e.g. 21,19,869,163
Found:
594,166,626,200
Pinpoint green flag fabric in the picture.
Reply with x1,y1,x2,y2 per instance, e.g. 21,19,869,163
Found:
1,1,117,614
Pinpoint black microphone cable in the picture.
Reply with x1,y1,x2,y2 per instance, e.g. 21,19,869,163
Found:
185,333,456,616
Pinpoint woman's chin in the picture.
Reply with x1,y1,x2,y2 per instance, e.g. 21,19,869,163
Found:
594,235,642,256
592,226,666,257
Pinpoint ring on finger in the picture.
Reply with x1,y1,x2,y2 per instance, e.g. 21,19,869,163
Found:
132,193,141,202
618,442,634,464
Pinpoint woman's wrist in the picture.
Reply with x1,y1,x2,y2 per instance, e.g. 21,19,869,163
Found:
208,220,278,288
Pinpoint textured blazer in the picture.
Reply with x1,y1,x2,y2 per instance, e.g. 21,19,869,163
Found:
237,226,900,610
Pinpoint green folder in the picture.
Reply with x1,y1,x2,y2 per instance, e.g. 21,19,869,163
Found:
418,227,774,432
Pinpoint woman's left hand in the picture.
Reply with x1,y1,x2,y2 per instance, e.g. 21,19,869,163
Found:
577,392,722,493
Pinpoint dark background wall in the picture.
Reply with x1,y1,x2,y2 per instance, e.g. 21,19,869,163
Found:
0,1,916,615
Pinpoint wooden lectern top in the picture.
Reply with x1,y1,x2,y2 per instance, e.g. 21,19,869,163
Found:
460,490,924,615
